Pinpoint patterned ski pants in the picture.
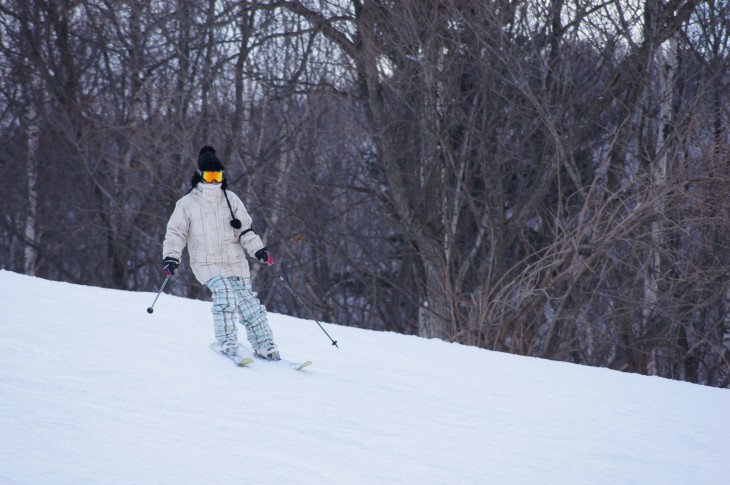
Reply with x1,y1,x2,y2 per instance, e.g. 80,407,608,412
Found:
205,276,274,353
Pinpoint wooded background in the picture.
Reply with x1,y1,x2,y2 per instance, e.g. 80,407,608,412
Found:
2,0,729,386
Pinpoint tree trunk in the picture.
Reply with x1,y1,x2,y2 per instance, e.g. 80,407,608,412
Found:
419,258,451,339
644,34,678,375
24,104,40,276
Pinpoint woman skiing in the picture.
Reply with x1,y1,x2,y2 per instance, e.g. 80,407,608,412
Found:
162,145,280,363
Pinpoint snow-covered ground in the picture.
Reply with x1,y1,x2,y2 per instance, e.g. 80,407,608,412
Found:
0,270,727,484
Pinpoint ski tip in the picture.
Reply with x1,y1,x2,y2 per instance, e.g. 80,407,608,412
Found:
211,342,253,367
296,361,313,370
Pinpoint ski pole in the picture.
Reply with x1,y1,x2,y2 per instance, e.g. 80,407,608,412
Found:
147,275,171,314
269,263,339,348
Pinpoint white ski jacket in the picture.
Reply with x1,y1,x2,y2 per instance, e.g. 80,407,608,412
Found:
163,183,265,285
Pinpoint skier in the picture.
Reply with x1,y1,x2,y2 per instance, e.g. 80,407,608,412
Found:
162,145,280,362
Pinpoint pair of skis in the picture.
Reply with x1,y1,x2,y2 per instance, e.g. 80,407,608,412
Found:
210,342,312,371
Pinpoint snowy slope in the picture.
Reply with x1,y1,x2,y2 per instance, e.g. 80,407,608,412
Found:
0,270,727,485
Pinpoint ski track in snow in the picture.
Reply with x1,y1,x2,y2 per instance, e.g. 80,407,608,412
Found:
0,270,727,484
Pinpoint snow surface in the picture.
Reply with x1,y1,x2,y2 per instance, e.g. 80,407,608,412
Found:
0,270,728,484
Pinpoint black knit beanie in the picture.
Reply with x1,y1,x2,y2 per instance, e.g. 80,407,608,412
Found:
197,145,224,172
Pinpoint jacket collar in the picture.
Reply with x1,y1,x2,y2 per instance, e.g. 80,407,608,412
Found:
194,183,224,201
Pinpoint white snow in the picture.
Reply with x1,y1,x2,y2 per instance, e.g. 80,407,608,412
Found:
0,269,727,484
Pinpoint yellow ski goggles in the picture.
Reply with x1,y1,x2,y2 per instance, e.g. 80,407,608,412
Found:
200,170,224,183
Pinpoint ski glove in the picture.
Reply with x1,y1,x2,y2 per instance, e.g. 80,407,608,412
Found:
255,247,274,266
163,257,179,276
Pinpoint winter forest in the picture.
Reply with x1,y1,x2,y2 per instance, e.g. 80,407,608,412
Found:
1,0,729,387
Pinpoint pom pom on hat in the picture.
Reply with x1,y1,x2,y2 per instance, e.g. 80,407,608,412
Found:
197,145,224,171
